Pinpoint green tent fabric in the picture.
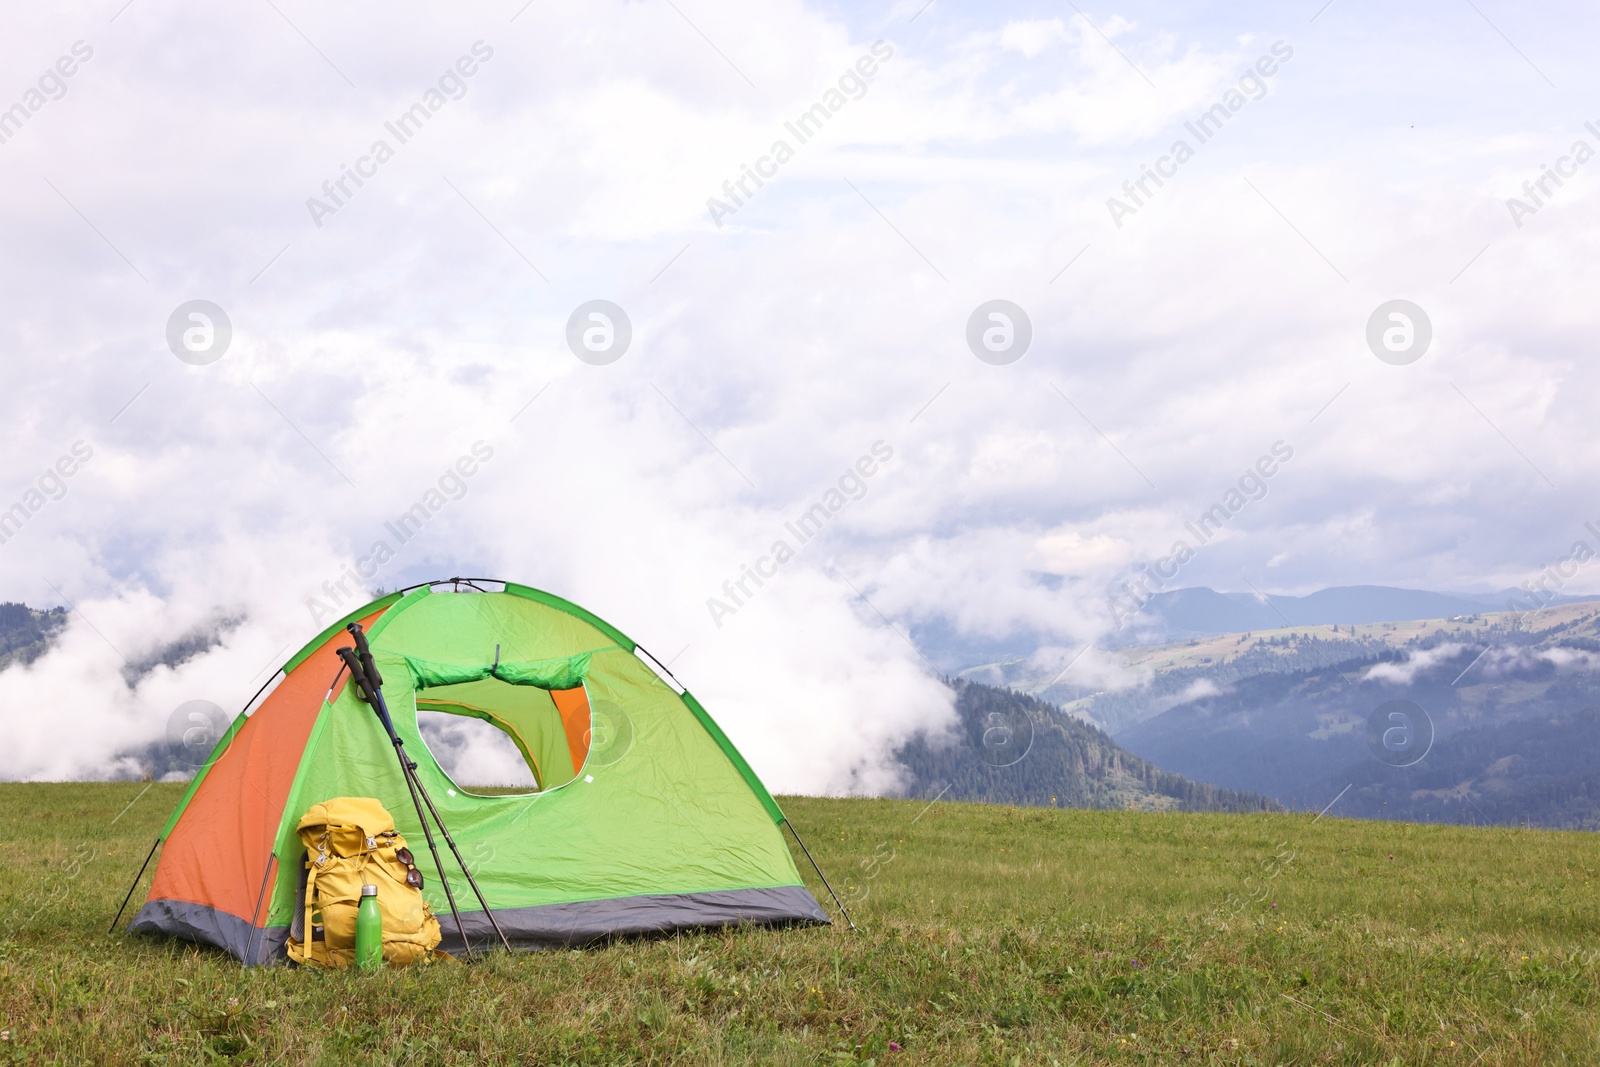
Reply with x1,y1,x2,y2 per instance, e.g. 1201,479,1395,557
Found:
126,581,831,962
404,650,595,691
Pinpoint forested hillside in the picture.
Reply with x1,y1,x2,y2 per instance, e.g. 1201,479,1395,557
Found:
895,679,1279,814
0,603,65,670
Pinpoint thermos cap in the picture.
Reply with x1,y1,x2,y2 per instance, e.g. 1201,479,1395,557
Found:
361,884,378,897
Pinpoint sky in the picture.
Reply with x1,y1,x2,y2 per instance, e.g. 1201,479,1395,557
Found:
1,0,1597,787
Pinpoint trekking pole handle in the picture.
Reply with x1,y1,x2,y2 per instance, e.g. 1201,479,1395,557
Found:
335,646,367,689
340,642,401,740
346,623,383,688
336,647,378,706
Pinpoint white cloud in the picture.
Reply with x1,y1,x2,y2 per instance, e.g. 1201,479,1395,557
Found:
998,20,1069,60
1033,527,1134,574
1364,643,1467,686
1537,648,1600,671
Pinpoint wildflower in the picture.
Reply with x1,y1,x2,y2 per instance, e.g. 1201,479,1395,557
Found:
889,1041,902,1052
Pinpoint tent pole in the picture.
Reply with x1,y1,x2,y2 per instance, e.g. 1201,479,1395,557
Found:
108,836,161,933
240,851,277,966
783,820,856,931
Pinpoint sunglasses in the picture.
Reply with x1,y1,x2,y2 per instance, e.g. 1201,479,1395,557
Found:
395,846,424,890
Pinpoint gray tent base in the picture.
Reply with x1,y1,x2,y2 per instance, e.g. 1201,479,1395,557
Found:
436,885,829,954
129,885,828,965
129,899,290,966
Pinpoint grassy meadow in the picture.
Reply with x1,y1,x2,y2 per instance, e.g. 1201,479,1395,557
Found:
2,783,1599,1064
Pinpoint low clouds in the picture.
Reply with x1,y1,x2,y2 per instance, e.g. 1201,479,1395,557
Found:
1363,643,1469,686
1363,643,1600,689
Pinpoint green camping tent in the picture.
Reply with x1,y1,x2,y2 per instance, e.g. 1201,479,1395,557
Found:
126,579,831,962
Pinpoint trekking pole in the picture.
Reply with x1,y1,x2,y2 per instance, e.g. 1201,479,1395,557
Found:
392,745,494,956
397,760,514,953
337,646,477,959
343,624,514,954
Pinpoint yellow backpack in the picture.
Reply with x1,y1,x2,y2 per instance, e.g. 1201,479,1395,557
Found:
285,797,442,968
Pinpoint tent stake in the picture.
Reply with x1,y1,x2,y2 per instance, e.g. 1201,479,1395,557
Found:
108,836,161,933
784,820,855,931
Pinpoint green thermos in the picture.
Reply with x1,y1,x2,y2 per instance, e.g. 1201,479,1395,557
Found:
354,883,382,970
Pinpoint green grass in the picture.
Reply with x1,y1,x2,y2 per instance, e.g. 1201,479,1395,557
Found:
3,784,1599,1064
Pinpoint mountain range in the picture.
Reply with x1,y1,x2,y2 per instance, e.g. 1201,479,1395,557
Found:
920,583,1597,674
1122,585,1590,641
